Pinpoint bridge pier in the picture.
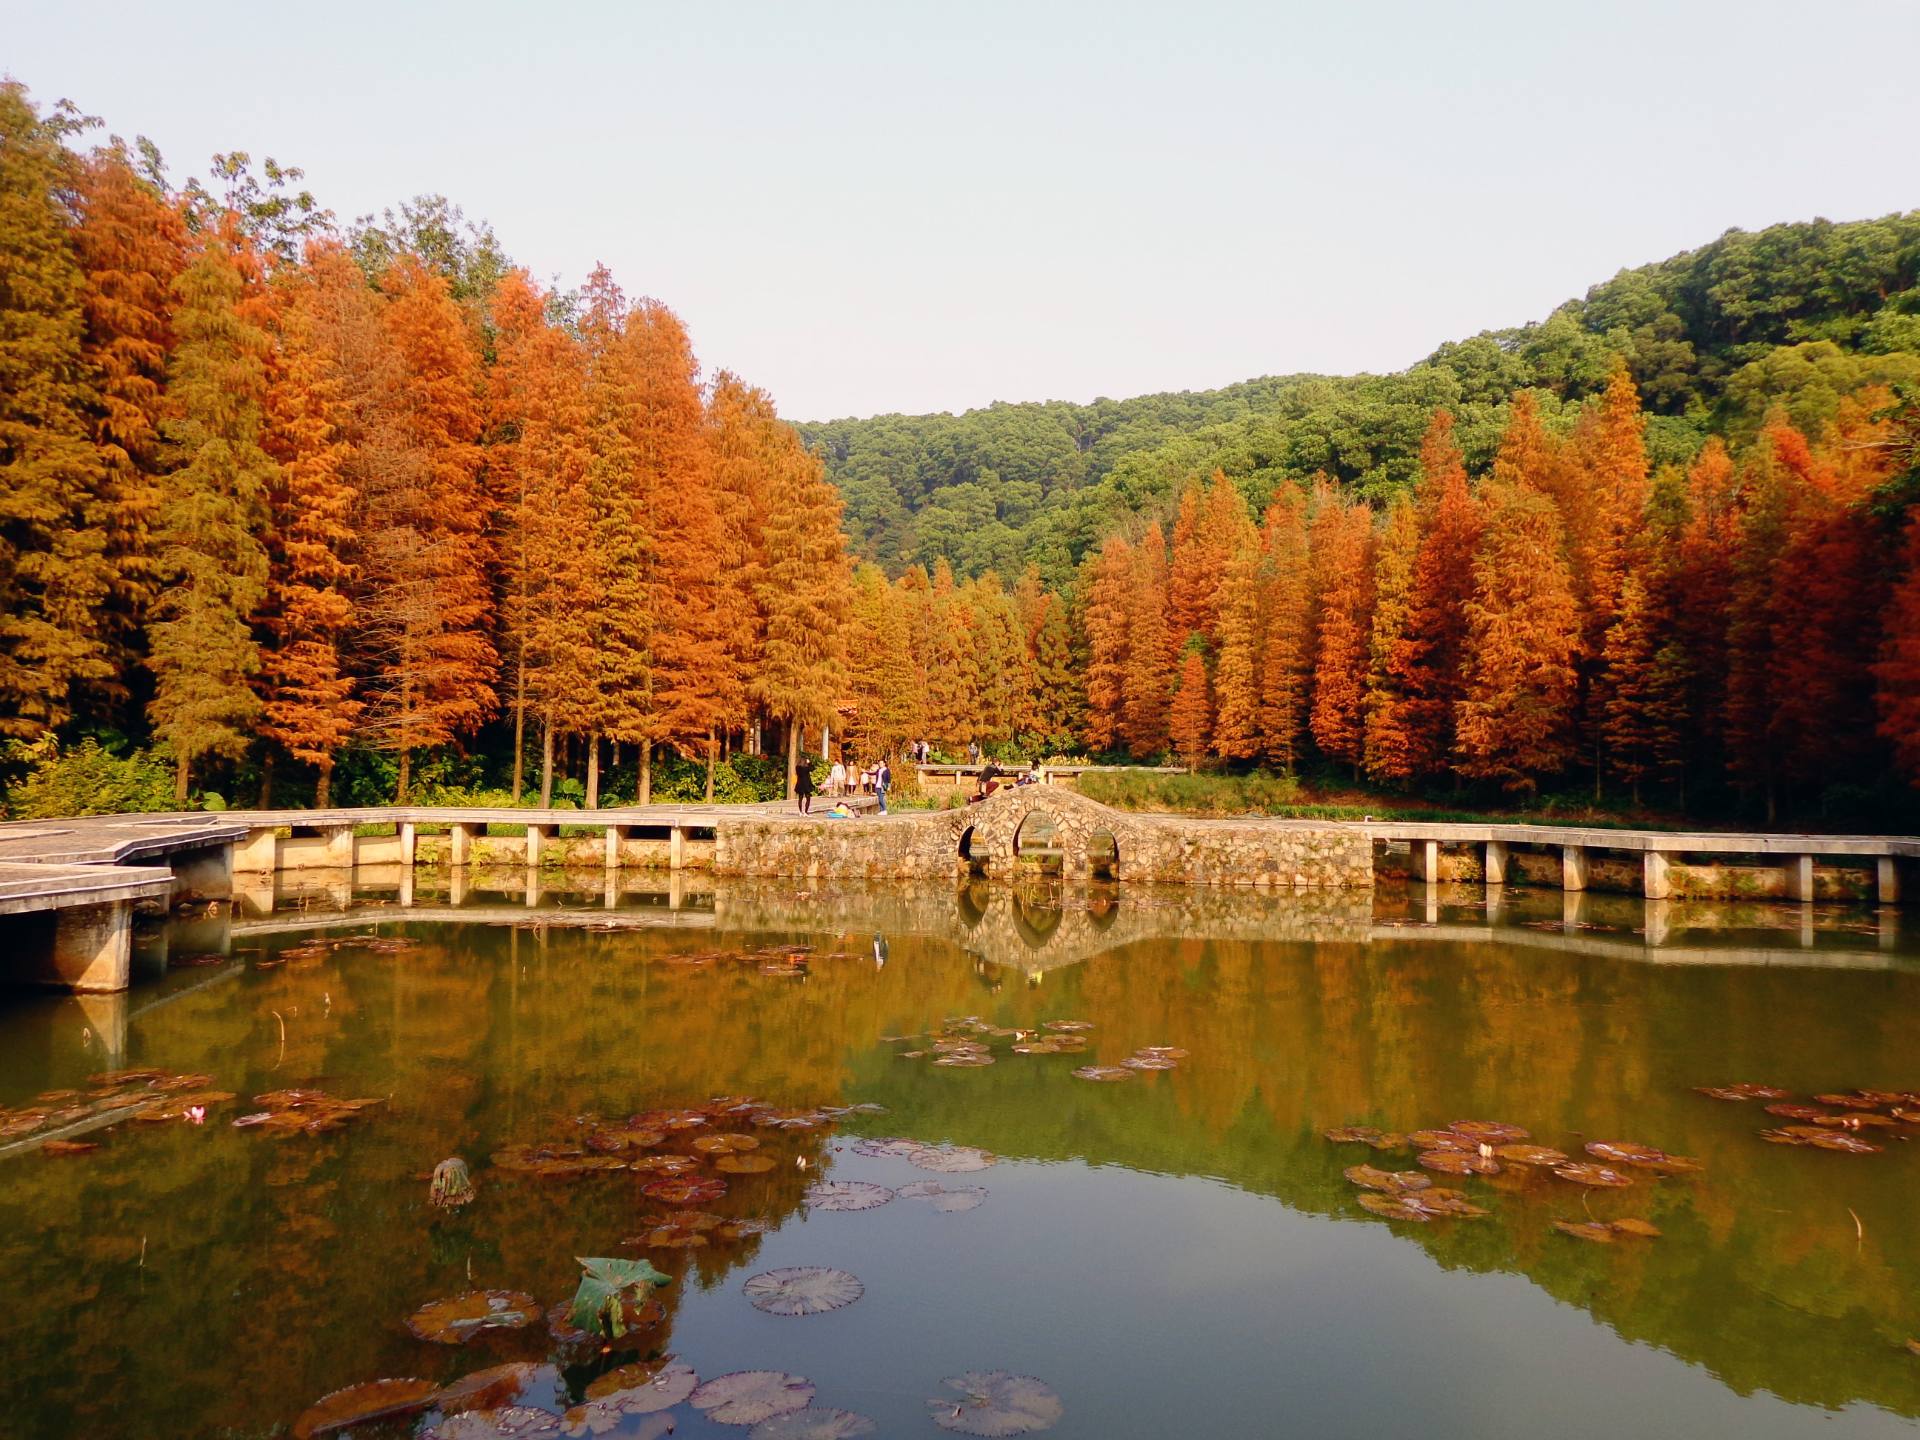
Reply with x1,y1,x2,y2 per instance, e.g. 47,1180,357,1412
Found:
233,826,278,876
527,824,553,869
398,822,418,869
669,825,685,871
605,825,625,873
1643,849,1673,900
35,902,134,993
1559,844,1589,890
1785,854,1816,903
1876,856,1902,905
1410,839,1439,884
449,822,476,868
1483,841,1508,886
170,842,233,905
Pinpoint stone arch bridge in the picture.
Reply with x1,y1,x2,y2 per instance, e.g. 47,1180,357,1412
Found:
714,785,1373,888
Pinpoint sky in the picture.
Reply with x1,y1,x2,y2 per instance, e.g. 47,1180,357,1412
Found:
7,0,1919,421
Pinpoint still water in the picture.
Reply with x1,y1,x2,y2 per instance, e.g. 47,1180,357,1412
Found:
2,875,1918,1440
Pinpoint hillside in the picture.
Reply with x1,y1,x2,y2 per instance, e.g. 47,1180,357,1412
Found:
799,212,1920,586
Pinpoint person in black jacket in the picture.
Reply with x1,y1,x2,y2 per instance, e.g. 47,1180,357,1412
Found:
794,759,817,815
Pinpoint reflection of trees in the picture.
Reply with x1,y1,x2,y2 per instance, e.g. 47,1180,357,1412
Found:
6,897,1920,1432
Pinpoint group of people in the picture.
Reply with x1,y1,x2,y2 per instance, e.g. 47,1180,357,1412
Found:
793,753,891,816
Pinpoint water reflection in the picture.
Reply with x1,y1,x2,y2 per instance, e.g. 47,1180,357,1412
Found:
0,879,1916,1437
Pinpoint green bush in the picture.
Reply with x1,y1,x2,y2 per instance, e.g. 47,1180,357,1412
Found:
650,752,788,805
1076,769,1305,816
3,738,177,819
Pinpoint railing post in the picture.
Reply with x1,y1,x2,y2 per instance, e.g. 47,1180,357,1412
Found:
1561,845,1589,892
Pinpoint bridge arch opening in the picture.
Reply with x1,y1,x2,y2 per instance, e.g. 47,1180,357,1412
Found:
1087,829,1119,881
958,825,985,878
1014,811,1063,876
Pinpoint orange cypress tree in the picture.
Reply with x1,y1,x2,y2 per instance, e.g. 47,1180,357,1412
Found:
1080,535,1133,752
150,223,274,801
1876,506,1920,785
753,418,852,794
1670,437,1739,777
0,82,114,737
1308,484,1375,773
920,558,975,749
1211,521,1265,760
1492,388,1560,495
488,268,594,803
257,241,362,804
1453,477,1581,791
1168,647,1212,769
72,141,185,700
1391,409,1481,779
1256,489,1312,770
1166,480,1208,645
706,372,777,756
1361,494,1421,783
1121,522,1175,757
1595,571,1660,801
358,254,496,800
1721,416,1796,816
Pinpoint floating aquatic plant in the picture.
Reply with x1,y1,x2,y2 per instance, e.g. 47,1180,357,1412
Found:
292,1378,439,1438
406,1290,542,1345
742,1266,864,1316
430,1157,476,1208
689,1370,816,1426
747,1406,877,1439
566,1257,671,1341
804,1180,894,1211
927,1370,1064,1436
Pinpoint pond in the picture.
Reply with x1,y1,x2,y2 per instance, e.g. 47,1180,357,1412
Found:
2,876,1919,1439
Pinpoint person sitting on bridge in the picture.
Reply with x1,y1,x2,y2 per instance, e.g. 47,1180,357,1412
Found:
971,759,1002,802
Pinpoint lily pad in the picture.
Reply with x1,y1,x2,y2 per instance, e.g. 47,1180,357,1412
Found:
897,1181,989,1213
743,1266,864,1316
567,1256,670,1340
716,1153,778,1174
1584,1140,1701,1173
1136,1046,1189,1060
434,1363,547,1415
642,1176,728,1206
1121,1056,1177,1071
1418,1150,1499,1176
559,1409,672,1440
407,1290,542,1344
1324,1126,1388,1145
850,1137,922,1159
1408,1129,1474,1151
692,1132,760,1155
1405,1187,1489,1218
690,1370,816,1426
804,1180,893,1211
1493,1144,1568,1166
1343,1164,1431,1194
1763,1103,1829,1120
933,1053,996,1068
909,1145,997,1174
1552,1163,1635,1188
1070,1066,1133,1083
1042,1020,1094,1032
1694,1083,1790,1101
928,1371,1064,1436
1806,1132,1881,1153
1552,1220,1617,1243
627,1154,704,1177
749,1406,877,1439
583,1358,698,1406
1450,1120,1529,1143
1356,1191,1429,1221
293,1378,439,1438
424,1407,561,1439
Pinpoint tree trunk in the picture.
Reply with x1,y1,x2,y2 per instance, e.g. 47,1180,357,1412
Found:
786,723,799,797
511,652,527,804
316,760,333,809
396,749,411,804
586,734,600,810
639,739,652,806
258,754,274,809
539,714,555,808
175,752,190,807
705,729,717,803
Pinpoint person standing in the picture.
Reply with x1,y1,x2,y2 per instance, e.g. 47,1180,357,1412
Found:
875,757,892,814
795,759,817,815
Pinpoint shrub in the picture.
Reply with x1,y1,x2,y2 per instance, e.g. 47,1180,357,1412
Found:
3,738,177,819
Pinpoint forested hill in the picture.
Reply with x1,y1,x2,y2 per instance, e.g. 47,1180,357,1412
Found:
799,211,1920,586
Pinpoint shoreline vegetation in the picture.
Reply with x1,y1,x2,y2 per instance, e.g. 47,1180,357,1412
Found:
1,77,1917,835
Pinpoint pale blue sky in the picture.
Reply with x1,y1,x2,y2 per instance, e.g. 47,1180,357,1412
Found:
7,0,1918,420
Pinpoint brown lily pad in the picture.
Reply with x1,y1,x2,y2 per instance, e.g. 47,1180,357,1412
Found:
1357,1191,1429,1221
1418,1150,1499,1176
423,1406,560,1438
1553,1163,1635,1188
293,1378,440,1438
693,1132,760,1155
1121,1056,1177,1071
1408,1129,1474,1151
1042,1020,1094,1033
406,1290,542,1344
1694,1083,1790,1101
1494,1143,1568,1166
642,1176,728,1206
716,1153,778,1174
690,1370,816,1426
1813,1093,1886,1110
1450,1120,1528,1143
40,1139,100,1156
626,1154,703,1177
1584,1140,1702,1174
583,1358,698,1406
1343,1164,1430,1194
1070,1066,1133,1083
1405,1187,1489,1218
434,1363,546,1415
